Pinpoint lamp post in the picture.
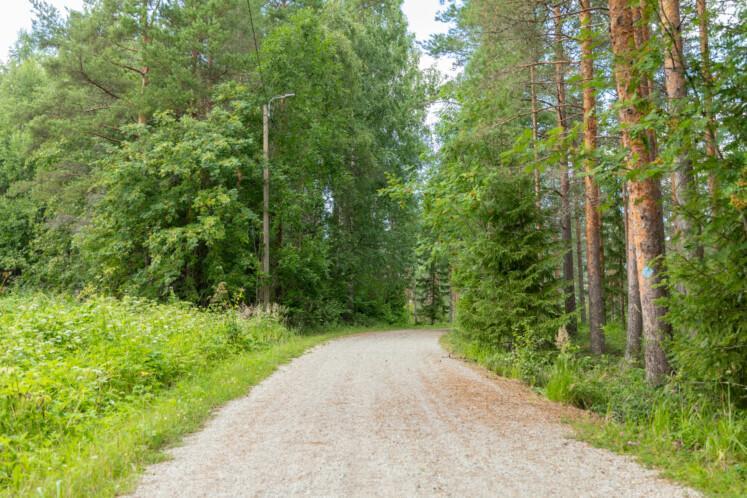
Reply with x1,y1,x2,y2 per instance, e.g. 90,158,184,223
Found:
261,93,295,310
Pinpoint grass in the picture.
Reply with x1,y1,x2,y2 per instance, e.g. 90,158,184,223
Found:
9,332,348,497
0,292,413,497
442,329,747,497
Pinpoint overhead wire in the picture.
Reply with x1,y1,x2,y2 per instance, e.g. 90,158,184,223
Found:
245,0,269,103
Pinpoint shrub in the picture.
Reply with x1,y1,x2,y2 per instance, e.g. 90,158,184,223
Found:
0,293,293,487
451,169,564,351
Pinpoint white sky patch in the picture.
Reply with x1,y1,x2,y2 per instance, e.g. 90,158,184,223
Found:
401,0,458,132
402,0,455,76
1,0,85,62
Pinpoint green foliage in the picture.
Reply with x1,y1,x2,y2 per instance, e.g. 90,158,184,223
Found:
79,106,258,302
255,2,425,325
412,231,451,325
545,343,581,404
447,329,747,496
665,191,747,403
0,0,426,326
0,292,292,490
437,167,563,350
661,5,747,405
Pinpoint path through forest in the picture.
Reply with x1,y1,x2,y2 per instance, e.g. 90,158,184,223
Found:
128,330,698,497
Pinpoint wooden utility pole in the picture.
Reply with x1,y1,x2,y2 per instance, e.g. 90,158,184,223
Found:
259,94,294,310
261,103,271,310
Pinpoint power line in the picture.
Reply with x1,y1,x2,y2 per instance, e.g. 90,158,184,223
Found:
246,0,269,102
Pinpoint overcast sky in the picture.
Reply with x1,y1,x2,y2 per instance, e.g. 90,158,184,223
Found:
0,0,454,74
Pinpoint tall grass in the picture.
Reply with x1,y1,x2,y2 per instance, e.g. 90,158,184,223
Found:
0,293,298,496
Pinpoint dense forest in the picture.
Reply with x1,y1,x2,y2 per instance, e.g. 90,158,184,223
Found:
424,0,746,387
0,0,428,326
0,0,745,495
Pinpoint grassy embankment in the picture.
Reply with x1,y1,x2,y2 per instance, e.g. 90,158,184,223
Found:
0,293,410,497
442,326,746,497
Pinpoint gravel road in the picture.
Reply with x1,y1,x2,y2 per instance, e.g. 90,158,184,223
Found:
128,330,698,498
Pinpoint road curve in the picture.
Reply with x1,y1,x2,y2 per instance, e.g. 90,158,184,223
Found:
128,330,698,498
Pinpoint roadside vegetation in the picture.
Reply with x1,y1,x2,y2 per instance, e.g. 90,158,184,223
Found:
444,327,746,496
425,0,746,495
0,0,745,496
0,292,335,497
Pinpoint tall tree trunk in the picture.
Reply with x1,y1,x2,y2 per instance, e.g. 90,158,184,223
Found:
530,64,541,211
553,5,577,335
579,0,604,353
624,182,643,361
660,0,694,261
608,0,671,385
697,0,718,201
632,2,658,163
573,188,587,325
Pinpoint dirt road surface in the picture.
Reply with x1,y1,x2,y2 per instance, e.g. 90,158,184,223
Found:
128,330,698,497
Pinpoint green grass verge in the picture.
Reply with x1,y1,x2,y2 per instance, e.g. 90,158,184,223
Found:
7,328,363,498
441,331,747,497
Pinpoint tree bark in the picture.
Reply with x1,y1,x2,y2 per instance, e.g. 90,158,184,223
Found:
697,0,718,202
632,2,658,163
624,181,643,362
553,5,577,335
574,188,586,325
530,64,541,211
608,0,671,385
660,0,694,260
579,0,604,353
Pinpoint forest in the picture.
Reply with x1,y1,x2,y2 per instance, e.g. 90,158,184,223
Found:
0,0,745,496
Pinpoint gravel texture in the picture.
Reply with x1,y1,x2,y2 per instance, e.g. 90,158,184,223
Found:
128,329,699,498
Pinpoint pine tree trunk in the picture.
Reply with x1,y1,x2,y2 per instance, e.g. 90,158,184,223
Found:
574,189,587,325
579,0,604,353
624,182,643,361
697,0,718,201
553,5,577,335
660,0,694,261
608,0,671,385
530,64,541,211
632,2,658,163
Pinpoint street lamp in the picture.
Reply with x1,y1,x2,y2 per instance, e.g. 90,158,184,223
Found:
261,93,295,310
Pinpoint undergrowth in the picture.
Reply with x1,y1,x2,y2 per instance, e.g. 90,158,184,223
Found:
0,292,340,497
443,327,747,497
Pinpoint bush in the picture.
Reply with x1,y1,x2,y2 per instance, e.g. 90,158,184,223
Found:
0,293,293,487
451,169,564,351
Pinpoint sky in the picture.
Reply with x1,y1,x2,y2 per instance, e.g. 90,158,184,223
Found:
1,0,85,61
0,0,453,72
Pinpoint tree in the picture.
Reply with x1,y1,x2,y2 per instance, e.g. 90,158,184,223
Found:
552,4,577,336
696,0,718,201
607,0,671,384
660,0,695,262
579,0,604,353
